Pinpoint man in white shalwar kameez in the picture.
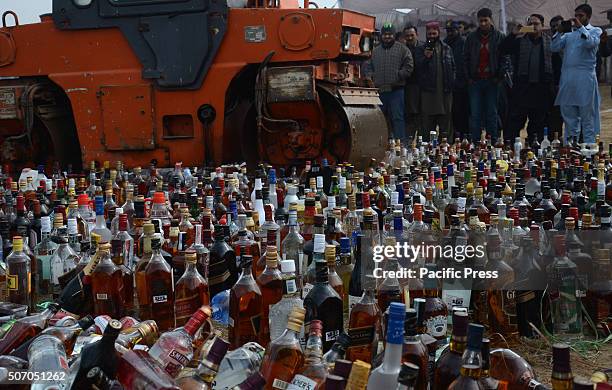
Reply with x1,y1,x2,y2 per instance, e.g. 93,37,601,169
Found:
551,4,602,144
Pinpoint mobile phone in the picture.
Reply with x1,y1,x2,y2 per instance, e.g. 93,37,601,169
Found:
519,25,535,33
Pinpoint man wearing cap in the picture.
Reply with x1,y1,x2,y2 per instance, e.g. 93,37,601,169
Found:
415,21,456,141
403,24,423,136
445,20,469,140
500,14,554,146
552,3,601,144
364,23,414,143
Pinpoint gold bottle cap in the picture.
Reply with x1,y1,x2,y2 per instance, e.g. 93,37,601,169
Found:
266,246,278,266
582,213,592,226
287,307,306,332
289,202,298,212
12,236,23,251
475,187,484,197
143,223,155,234
309,177,316,187
347,360,371,389
99,242,111,250
54,213,64,227
90,233,101,244
103,161,110,169
185,252,197,263
564,217,575,230
325,245,336,265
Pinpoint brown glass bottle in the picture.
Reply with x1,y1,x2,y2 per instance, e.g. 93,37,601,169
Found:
489,348,539,389
5,236,31,307
422,264,448,343
229,255,263,350
256,245,283,348
145,237,175,331
256,227,279,279
402,309,429,390
433,311,469,390
260,307,306,390
175,251,210,326
91,242,124,318
486,247,517,335
346,277,382,362
134,222,155,320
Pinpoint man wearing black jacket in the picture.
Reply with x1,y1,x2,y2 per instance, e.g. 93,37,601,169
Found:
404,25,423,137
445,20,469,140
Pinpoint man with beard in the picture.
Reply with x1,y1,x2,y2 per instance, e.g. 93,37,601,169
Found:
500,14,554,147
403,24,422,137
552,4,602,145
415,21,456,141
445,20,469,140
365,23,413,143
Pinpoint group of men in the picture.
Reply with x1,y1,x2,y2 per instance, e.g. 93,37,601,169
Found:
364,4,611,147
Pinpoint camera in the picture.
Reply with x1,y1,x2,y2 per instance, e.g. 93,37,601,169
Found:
424,39,435,50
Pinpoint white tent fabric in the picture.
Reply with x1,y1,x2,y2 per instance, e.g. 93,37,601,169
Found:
341,0,610,27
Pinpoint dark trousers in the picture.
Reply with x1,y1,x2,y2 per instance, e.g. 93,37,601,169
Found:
422,112,453,141
380,88,407,142
507,105,546,145
468,79,499,142
451,87,469,141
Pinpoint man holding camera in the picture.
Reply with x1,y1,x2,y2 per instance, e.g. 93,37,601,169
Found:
500,14,554,147
415,21,456,141
552,4,602,145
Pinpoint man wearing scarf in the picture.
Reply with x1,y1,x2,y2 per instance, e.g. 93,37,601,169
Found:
500,14,554,146
552,3,602,145
365,23,413,143
415,21,456,141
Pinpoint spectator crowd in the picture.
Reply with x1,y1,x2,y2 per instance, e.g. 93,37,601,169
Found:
364,4,612,148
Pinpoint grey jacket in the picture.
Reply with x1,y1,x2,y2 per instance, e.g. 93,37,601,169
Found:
464,26,505,80
414,41,456,93
365,41,414,92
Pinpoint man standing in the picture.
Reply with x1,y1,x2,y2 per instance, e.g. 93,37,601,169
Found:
552,4,602,145
547,15,564,137
445,20,469,140
415,22,456,141
500,14,554,146
366,23,413,143
464,8,505,142
404,25,422,137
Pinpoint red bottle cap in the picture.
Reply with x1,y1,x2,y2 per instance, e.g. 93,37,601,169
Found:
569,207,579,221
78,194,90,206
152,192,165,204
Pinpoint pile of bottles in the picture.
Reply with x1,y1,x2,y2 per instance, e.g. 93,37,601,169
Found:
0,133,610,389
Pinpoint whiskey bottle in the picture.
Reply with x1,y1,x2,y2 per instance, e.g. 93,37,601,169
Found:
422,264,448,344
479,339,499,390
376,253,404,315
326,244,344,299
6,236,31,307
367,302,406,387
145,237,175,331
175,336,230,389
303,259,343,352
229,255,262,349
337,237,354,316
322,333,351,372
269,259,304,341
347,234,365,315
256,245,284,347
287,320,328,389
281,208,305,289
175,251,209,326
433,311,469,390
551,343,573,390
398,362,420,390
91,242,124,318
260,307,306,390
401,309,429,390
148,305,212,377
134,222,155,320
447,323,485,390
209,225,238,299
489,348,540,389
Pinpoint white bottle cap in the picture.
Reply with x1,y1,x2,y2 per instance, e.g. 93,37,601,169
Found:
67,218,78,235
391,191,399,206
327,196,336,209
316,176,323,189
339,176,346,189
280,259,296,273
314,234,326,253
115,207,123,215
68,178,75,188
41,216,51,233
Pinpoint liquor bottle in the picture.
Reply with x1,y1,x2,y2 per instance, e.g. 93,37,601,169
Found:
85,367,124,390
269,259,303,342
256,245,284,347
209,225,238,299
489,348,542,389
304,259,343,352
6,236,31,307
303,232,325,298
346,360,370,390
145,237,175,331
336,237,354,316
50,227,80,298
287,320,327,390
398,362,420,390
348,234,365,315
175,336,229,389
322,333,351,372
115,319,159,350
91,242,124,318
134,222,155,320
0,303,59,355
547,235,582,338
70,319,122,390
376,254,404,315
479,339,499,390
91,195,112,243
551,343,573,390
346,276,381,363
148,305,212,377
229,255,262,350
367,302,406,387
447,323,485,390
332,359,352,385
28,334,70,390
34,215,57,296
486,246,517,335
281,208,305,287
586,248,612,334
433,311,469,390
260,307,306,390
116,349,179,390
234,227,260,276
401,309,428,390
175,251,210,327
326,244,344,298
422,264,448,343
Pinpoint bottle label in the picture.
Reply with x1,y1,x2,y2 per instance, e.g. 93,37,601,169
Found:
37,254,54,281
425,315,447,338
285,279,297,295
457,197,466,212
302,283,314,298
153,295,168,303
96,293,108,300
164,349,189,377
348,325,375,346
6,274,17,290
325,329,340,342
272,378,290,389
175,293,201,322
287,375,318,390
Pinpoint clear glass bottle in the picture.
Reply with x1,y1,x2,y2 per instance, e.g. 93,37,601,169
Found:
91,195,112,243
281,209,305,289
269,259,304,341
6,236,31,307
34,215,57,296
367,302,406,387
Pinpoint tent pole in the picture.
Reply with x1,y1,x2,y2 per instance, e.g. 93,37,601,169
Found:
500,0,507,33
